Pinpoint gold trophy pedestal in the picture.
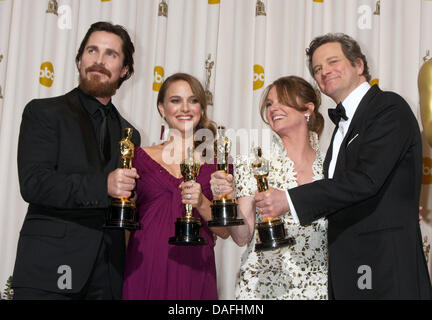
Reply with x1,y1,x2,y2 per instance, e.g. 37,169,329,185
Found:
169,148,206,246
169,216,207,246
208,126,244,227
252,146,295,251
208,198,244,227
104,127,140,230
255,218,295,251
105,199,140,230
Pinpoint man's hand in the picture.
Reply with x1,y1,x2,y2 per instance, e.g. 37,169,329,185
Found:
108,168,139,199
254,187,290,220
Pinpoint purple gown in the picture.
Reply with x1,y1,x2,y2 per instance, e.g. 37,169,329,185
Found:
122,147,218,300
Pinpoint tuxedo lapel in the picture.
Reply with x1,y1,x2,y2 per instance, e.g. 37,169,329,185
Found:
331,85,381,178
324,85,381,179
324,126,338,178
343,85,381,145
65,88,102,172
118,114,140,144
113,108,129,166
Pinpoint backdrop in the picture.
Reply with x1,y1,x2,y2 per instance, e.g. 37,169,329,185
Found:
0,0,431,299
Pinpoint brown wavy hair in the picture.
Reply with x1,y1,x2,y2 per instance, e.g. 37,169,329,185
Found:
259,76,324,136
157,73,216,148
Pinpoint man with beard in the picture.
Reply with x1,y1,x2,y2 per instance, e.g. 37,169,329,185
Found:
11,22,141,300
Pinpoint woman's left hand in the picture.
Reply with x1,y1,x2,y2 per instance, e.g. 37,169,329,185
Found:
180,180,203,208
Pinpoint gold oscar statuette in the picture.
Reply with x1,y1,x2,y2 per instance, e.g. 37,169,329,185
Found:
208,126,244,227
252,147,294,251
158,0,168,17
419,56,432,147
169,147,207,245
373,0,380,15
46,0,58,15
104,128,140,230
205,54,214,106
256,0,267,16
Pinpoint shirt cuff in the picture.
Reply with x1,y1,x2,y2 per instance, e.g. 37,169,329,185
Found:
285,190,300,224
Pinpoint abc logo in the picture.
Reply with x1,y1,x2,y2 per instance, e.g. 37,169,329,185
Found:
423,157,432,184
39,62,55,87
152,66,164,92
253,64,264,90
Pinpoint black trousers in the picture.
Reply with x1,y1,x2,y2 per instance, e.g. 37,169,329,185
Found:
13,233,114,300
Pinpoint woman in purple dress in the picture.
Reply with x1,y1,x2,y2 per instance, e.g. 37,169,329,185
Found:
122,73,229,300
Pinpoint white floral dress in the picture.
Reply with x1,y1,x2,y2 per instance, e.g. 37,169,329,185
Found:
234,132,328,300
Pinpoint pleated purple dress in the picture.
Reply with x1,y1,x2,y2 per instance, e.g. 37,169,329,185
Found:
122,147,218,300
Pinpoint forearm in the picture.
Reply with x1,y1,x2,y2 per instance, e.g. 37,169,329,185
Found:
19,167,109,208
293,102,420,225
229,197,255,246
228,219,254,247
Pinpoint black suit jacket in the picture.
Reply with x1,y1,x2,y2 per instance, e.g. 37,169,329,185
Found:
12,88,141,297
289,85,432,299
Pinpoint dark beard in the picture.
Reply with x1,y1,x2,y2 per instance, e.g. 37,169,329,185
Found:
79,65,119,98
79,74,118,98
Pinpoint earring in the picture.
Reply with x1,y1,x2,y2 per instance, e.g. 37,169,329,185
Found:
304,113,310,123
160,117,170,141
160,124,165,141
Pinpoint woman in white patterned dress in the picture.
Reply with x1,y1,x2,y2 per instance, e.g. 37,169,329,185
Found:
211,76,328,299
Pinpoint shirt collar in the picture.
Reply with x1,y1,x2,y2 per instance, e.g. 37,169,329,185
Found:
77,87,113,117
341,81,371,121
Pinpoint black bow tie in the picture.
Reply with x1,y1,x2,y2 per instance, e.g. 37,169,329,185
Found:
328,103,348,125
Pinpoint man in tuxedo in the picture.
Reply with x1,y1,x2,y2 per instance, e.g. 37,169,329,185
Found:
255,33,432,299
12,21,140,299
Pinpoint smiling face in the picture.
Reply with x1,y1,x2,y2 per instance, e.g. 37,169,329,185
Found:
77,31,129,99
265,86,313,137
158,80,202,134
312,42,366,103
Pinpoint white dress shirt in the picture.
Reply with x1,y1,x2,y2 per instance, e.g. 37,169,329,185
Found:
287,82,371,224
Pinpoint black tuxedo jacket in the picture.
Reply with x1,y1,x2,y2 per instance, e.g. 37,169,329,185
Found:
12,88,140,297
289,85,432,299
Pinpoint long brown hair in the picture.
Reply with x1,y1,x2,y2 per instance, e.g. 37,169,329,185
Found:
157,73,216,148
259,76,324,136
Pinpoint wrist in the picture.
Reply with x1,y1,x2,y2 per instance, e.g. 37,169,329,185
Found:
197,196,210,214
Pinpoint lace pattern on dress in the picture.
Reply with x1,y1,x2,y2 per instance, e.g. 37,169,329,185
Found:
233,131,328,300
